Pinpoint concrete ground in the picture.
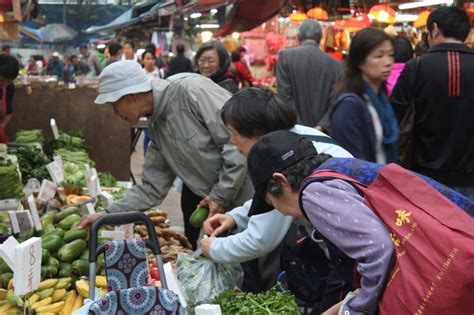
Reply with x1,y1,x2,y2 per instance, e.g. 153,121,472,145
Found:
130,132,184,234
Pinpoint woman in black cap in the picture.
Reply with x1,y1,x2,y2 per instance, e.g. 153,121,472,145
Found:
195,40,238,93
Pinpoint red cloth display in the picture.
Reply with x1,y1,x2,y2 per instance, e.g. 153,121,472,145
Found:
233,61,253,85
310,164,474,314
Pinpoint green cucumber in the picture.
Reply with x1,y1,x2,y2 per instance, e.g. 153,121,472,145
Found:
189,206,209,228
41,249,50,265
58,239,87,262
41,266,58,279
48,256,60,268
0,258,12,273
63,228,87,243
54,206,80,223
58,214,81,230
42,234,63,252
71,259,89,276
41,224,56,236
58,263,73,277
1,273,13,289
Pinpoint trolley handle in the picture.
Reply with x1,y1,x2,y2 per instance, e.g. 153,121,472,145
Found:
88,211,161,263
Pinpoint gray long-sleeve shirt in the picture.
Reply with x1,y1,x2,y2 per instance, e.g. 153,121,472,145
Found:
302,179,395,315
108,74,253,213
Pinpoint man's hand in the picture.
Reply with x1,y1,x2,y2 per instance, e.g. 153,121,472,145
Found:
315,125,324,132
203,214,236,236
200,235,216,258
77,212,107,230
198,196,226,217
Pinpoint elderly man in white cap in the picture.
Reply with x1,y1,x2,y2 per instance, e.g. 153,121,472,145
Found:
78,60,253,249
276,19,341,132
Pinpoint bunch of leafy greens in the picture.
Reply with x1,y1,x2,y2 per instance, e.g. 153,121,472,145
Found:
213,288,298,315
15,129,44,145
98,172,117,187
8,145,51,184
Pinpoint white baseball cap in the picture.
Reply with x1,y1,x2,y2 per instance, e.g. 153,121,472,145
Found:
95,60,152,105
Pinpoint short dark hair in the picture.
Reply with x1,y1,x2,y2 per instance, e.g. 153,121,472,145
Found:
108,42,122,56
2,45,10,52
145,43,156,52
427,7,471,42
123,40,135,50
333,28,392,98
221,87,297,138
69,55,78,62
231,50,241,62
392,36,414,63
0,54,20,81
266,152,332,196
141,50,156,60
176,44,185,55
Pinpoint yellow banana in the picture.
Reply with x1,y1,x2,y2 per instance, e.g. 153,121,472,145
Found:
0,302,14,313
31,297,53,310
54,279,72,290
6,308,22,315
7,279,13,290
36,313,58,315
51,289,66,302
75,280,89,298
61,290,76,315
0,288,7,300
36,301,65,313
39,288,55,300
71,294,83,313
26,293,40,308
38,279,59,291
95,275,107,288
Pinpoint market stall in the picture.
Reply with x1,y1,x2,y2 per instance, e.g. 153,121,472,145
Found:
5,85,130,181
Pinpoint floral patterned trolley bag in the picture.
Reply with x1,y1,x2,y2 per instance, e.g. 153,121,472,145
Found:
307,162,474,314
88,212,184,315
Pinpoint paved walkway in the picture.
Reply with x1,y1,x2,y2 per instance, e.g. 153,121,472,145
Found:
131,132,184,234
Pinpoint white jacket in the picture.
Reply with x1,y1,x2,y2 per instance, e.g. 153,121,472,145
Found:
209,124,353,263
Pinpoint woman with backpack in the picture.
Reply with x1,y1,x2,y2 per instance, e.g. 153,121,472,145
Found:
246,130,473,315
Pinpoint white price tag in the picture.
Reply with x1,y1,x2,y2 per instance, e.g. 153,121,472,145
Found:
38,180,57,202
85,203,95,215
27,196,42,231
46,161,64,185
53,155,63,171
14,237,42,296
50,119,59,140
7,211,20,234
12,211,34,236
98,192,114,208
116,224,134,240
85,168,101,197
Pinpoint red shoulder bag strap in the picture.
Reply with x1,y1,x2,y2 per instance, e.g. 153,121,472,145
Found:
307,169,369,193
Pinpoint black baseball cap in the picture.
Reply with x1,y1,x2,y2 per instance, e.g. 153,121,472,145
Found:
247,130,318,216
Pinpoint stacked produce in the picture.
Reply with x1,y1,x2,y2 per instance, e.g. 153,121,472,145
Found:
8,145,51,184
135,209,193,264
15,129,44,145
0,154,23,199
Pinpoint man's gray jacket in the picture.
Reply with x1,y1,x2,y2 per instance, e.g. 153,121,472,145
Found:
276,41,341,130
108,73,253,213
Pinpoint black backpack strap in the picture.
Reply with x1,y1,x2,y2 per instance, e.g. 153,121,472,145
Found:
302,134,340,146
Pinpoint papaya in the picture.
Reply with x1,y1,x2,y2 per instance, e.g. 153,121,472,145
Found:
42,234,63,252
54,207,80,223
63,228,87,243
58,214,81,230
58,239,87,262
41,249,50,265
71,259,89,276
58,263,73,278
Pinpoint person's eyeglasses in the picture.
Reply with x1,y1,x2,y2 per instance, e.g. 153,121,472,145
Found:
197,58,217,66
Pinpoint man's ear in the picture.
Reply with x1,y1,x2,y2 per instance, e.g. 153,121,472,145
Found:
272,172,288,185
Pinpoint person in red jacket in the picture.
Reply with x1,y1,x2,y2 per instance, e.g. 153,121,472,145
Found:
232,50,253,87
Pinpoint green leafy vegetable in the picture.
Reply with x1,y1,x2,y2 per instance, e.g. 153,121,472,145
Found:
213,288,298,315
98,172,117,187
15,129,44,145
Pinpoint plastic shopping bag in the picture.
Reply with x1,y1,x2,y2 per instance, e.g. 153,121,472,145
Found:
175,253,243,307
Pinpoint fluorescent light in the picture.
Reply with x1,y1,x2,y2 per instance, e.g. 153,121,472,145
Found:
197,24,219,29
399,0,453,10
190,12,202,19
184,17,188,21
396,13,419,22
210,9,218,14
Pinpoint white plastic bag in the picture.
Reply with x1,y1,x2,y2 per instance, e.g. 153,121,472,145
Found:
175,253,243,307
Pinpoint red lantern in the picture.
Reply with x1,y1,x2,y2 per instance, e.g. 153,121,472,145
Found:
369,4,396,24
307,7,329,21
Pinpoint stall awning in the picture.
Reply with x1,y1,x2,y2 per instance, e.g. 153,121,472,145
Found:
19,23,77,43
215,0,287,37
85,0,175,34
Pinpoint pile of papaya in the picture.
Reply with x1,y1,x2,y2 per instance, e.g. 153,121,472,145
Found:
0,205,109,314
